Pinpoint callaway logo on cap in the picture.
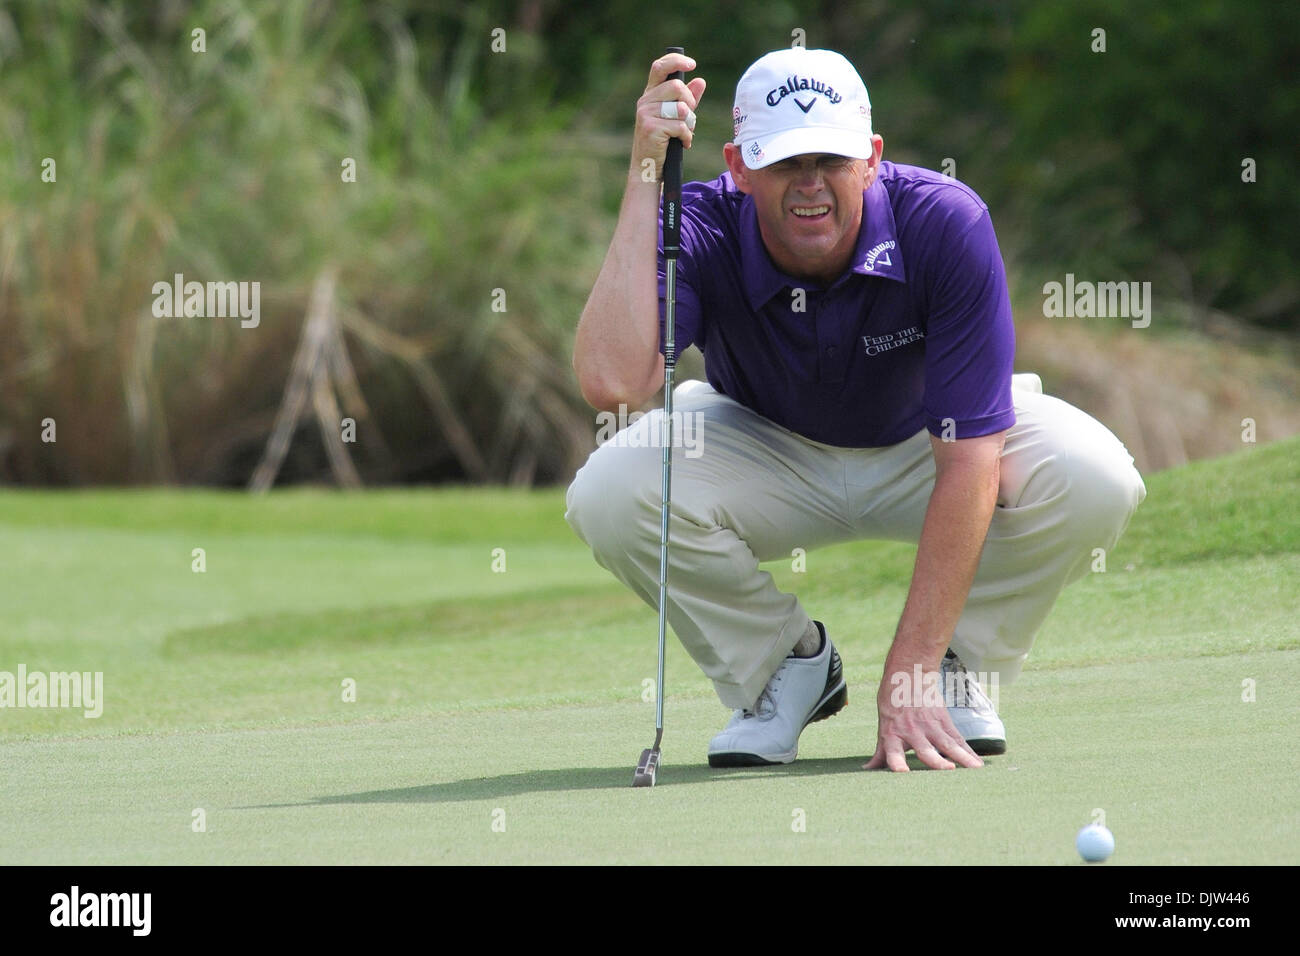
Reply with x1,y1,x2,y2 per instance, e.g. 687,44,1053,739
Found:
732,48,873,170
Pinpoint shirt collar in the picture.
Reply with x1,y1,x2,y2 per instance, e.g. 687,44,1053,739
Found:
739,170,906,311
851,174,907,283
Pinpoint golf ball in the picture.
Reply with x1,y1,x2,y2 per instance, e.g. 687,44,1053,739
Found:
1076,823,1115,862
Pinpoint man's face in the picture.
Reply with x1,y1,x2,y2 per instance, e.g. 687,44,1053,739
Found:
724,140,881,285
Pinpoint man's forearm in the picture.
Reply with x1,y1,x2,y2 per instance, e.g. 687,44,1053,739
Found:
572,174,665,413
884,435,1004,674
574,53,704,413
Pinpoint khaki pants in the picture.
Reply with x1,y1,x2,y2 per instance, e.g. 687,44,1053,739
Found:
565,376,1147,709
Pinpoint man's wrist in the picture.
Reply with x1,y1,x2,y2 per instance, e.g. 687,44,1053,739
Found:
625,159,664,187
883,627,947,674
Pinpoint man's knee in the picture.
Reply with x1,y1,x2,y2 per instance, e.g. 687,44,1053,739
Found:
1066,449,1146,549
565,442,662,556
1015,441,1146,553
1004,397,1146,549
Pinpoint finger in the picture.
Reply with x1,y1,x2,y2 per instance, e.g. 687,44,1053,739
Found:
864,735,909,772
674,77,705,112
643,106,696,148
646,120,695,150
907,716,974,770
882,735,911,773
933,713,985,767
863,744,885,770
649,79,700,115
646,74,705,113
658,100,697,130
924,724,984,769
645,53,697,93
945,736,984,769
914,743,957,771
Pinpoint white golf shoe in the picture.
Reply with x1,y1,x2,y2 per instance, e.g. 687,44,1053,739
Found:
708,622,847,767
941,649,1006,755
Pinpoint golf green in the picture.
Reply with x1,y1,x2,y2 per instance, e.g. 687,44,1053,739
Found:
1,440,1296,864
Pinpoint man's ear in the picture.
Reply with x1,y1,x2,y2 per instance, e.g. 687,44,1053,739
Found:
861,134,884,189
723,143,754,194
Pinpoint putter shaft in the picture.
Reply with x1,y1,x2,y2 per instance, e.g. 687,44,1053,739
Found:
635,46,684,787
656,259,676,743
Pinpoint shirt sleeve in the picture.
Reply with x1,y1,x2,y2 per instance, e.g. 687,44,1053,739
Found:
657,189,705,357
921,206,1017,439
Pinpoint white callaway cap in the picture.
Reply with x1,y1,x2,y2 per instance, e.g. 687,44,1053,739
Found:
732,48,873,170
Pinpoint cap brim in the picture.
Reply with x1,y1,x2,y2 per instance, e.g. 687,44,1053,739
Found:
739,127,873,170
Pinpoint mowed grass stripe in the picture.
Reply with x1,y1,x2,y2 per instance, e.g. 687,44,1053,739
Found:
0,487,573,543
0,651,1294,864
3,550,1287,738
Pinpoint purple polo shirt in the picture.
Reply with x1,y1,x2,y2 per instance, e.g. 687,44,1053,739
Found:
657,161,1016,447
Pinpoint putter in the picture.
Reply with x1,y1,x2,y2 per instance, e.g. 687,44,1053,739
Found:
633,47,686,789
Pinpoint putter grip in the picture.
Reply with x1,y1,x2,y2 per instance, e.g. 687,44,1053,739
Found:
662,46,685,261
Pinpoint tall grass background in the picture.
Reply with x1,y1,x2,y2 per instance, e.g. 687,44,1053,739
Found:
2,0,1296,486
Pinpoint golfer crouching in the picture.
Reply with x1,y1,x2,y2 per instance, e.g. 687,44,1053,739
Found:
565,48,1146,771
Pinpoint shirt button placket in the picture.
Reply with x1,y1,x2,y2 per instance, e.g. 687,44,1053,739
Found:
819,291,843,381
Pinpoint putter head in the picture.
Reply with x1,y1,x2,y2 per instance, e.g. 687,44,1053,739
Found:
631,747,660,788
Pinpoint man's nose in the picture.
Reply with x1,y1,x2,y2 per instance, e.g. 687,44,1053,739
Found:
793,165,825,190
